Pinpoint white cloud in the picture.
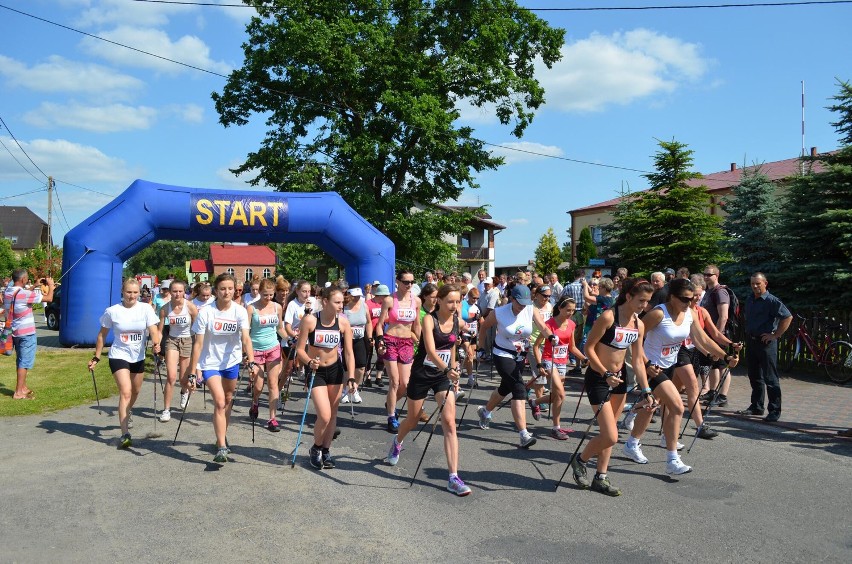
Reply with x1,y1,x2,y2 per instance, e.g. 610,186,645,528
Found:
76,0,194,28
0,55,142,100
509,218,529,225
165,103,205,124
0,136,137,183
490,141,564,165
215,161,268,190
539,29,712,112
23,103,158,133
80,26,232,75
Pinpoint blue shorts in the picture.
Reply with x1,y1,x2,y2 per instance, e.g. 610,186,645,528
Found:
14,334,37,369
201,364,240,381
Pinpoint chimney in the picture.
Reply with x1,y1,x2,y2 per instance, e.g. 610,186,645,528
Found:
810,146,817,157
730,163,737,171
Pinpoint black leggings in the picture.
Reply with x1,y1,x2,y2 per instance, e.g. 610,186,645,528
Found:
494,355,527,400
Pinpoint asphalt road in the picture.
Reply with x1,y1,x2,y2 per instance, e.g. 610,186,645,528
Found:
1,364,849,563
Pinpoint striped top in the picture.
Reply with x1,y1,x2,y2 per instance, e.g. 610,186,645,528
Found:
3,286,43,337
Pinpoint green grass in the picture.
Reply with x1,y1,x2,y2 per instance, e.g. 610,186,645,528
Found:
0,350,119,417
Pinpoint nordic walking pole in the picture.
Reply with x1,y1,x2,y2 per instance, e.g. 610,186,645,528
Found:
410,383,453,487
173,374,196,445
555,387,613,492
89,368,101,414
570,382,586,424
154,354,165,395
687,367,731,454
291,358,319,468
657,405,666,436
679,367,713,440
280,345,297,413
413,401,442,442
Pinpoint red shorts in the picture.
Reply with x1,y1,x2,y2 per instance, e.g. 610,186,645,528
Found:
254,346,282,365
382,334,414,365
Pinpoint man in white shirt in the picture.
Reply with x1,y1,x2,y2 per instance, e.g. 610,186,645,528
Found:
547,272,563,306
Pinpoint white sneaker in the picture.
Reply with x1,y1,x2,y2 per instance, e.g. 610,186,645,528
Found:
159,409,171,422
660,435,684,450
180,392,189,409
622,411,636,431
340,393,350,404
467,376,476,388
455,389,466,400
623,441,648,464
666,456,692,475
352,391,363,404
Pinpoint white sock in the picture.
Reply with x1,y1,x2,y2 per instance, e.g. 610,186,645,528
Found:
519,430,529,439
627,436,639,448
667,449,678,461
552,425,560,431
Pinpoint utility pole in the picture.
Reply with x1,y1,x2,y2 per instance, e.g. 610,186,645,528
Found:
47,176,53,276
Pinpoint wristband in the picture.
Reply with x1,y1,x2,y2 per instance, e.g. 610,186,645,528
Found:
347,377,356,383
91,356,100,364
642,387,652,393
604,371,617,379
536,363,544,369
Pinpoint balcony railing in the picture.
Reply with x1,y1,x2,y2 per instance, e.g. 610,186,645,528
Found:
458,247,488,261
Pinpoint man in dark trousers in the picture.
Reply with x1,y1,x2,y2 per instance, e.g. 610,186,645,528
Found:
738,272,792,422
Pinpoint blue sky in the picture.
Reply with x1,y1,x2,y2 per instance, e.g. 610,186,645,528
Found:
1,0,851,268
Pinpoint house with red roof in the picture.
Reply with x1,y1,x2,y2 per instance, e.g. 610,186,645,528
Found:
187,244,277,283
567,148,827,263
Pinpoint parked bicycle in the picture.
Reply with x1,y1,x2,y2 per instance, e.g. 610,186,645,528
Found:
780,314,852,384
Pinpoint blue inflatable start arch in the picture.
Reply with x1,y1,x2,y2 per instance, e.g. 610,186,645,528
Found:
60,180,395,346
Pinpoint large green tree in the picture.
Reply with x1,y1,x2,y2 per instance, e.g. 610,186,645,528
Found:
719,166,780,298
534,227,561,276
18,243,63,279
213,0,564,263
0,237,17,277
603,139,727,274
125,240,211,281
576,227,597,267
774,80,852,309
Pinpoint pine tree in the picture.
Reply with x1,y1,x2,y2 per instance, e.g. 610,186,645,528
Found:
576,227,597,267
603,139,727,274
719,166,780,298
534,227,562,277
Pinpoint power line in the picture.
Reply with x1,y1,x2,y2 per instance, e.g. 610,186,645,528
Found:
0,135,46,184
52,183,72,232
126,0,852,11
54,178,117,198
0,114,48,180
0,188,47,201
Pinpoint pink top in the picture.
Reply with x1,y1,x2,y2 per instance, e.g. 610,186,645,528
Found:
387,294,417,325
3,286,43,337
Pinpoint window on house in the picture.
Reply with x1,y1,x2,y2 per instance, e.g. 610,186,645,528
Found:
226,268,235,276
263,268,272,278
460,233,471,248
4,236,17,245
245,268,253,282
590,226,603,244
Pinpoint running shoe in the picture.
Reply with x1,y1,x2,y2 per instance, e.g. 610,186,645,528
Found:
352,391,363,403
696,424,719,439
623,441,648,464
477,406,492,430
665,456,692,475
267,418,280,432
622,411,636,431
699,391,715,403
387,416,400,433
159,409,171,423
467,375,477,389
333,428,341,440
550,427,571,440
321,451,335,469
570,455,590,488
710,394,728,407
180,392,189,409
591,475,622,496
309,446,323,469
528,398,542,421
447,475,472,497
363,378,373,388
127,415,133,429
341,393,350,404
118,433,132,449
375,378,385,388
280,388,289,402
386,437,402,466
659,435,684,450
213,447,228,463
419,410,430,422
249,403,259,420
519,432,537,449
540,403,549,413
455,389,466,401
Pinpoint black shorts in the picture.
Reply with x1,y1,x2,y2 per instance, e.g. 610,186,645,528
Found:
585,368,628,405
407,368,452,401
349,338,368,369
109,358,145,374
649,366,675,391
675,346,700,370
494,355,527,400
311,361,345,387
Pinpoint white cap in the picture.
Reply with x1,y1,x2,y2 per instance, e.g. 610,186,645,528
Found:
347,287,363,297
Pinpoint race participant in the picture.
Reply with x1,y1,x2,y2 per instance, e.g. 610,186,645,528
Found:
247,279,286,432
476,283,555,448
284,280,314,378
341,286,370,404
364,284,389,388
581,277,614,350
623,278,738,475
158,280,197,420
189,273,255,463
242,278,262,307
374,270,422,433
191,281,215,310
385,284,471,496
152,281,171,344
460,287,480,387
527,285,553,411
531,296,585,440
87,278,161,449
567,278,651,496
294,286,356,469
